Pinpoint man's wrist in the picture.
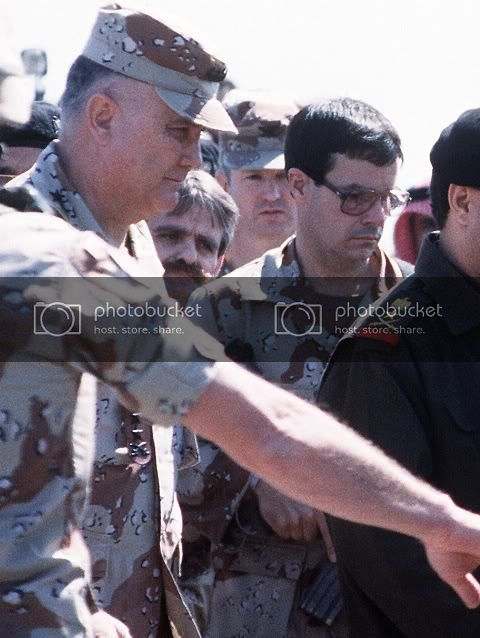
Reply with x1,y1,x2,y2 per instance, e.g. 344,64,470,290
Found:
418,492,458,548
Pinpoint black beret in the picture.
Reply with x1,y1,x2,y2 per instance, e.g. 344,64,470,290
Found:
430,108,480,187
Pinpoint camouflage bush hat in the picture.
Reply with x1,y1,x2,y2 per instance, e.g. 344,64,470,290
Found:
82,4,237,133
0,39,34,125
219,91,299,170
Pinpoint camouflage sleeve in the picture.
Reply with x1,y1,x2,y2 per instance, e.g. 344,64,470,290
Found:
178,285,251,542
0,213,221,426
187,284,227,344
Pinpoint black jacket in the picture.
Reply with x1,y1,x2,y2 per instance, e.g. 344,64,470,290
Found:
318,233,480,637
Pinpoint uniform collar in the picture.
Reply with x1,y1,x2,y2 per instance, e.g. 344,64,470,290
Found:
223,236,301,303
415,232,480,335
11,141,163,275
228,236,403,303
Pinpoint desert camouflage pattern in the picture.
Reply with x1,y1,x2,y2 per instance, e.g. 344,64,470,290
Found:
82,4,236,133
219,91,298,170
7,144,203,637
179,237,407,637
0,206,216,637
176,438,251,634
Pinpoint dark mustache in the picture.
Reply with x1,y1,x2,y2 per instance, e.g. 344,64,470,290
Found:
163,259,205,280
350,227,382,240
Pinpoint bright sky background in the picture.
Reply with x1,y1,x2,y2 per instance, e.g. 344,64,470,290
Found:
5,0,480,187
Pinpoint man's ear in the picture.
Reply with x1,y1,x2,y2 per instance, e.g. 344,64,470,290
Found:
215,170,228,191
287,168,308,201
85,93,118,144
448,184,470,228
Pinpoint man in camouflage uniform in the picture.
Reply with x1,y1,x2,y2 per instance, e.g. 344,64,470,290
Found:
186,98,413,637
4,17,480,638
6,5,236,636
216,91,298,272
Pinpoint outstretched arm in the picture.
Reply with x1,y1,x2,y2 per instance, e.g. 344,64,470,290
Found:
183,361,480,609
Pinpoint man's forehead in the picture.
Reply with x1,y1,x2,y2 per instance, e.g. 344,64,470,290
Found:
328,154,399,186
154,208,220,232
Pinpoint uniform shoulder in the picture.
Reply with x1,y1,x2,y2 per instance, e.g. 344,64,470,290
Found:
341,274,432,350
192,242,289,304
0,212,81,277
0,212,142,280
224,242,286,279
191,248,283,305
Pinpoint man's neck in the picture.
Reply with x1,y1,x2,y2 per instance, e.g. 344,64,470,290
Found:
439,232,480,281
57,141,129,248
295,239,379,296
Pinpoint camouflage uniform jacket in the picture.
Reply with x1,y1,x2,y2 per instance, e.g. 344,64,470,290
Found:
180,236,411,637
0,206,217,637
6,143,203,637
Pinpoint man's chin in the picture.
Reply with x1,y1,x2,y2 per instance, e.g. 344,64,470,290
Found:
164,273,207,303
257,218,295,238
349,240,380,258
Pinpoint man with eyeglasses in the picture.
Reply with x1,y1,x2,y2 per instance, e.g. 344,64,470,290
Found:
183,98,410,638
317,109,480,636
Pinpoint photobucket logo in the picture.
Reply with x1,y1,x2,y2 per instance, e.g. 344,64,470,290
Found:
335,299,443,326
33,302,82,336
93,301,203,322
274,302,323,337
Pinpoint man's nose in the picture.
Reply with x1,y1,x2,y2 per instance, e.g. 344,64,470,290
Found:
362,197,387,226
263,179,282,201
177,239,198,263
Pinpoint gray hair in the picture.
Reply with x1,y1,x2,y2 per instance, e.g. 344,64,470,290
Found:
170,170,239,255
59,55,122,121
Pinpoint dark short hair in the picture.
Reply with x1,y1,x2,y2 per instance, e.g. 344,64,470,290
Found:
59,55,121,120
284,98,402,182
429,108,480,228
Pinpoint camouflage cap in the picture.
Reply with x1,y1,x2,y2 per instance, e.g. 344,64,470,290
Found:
82,4,237,133
0,39,34,125
219,91,298,170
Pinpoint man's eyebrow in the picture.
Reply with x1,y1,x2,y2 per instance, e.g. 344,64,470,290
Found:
152,224,186,236
338,182,379,191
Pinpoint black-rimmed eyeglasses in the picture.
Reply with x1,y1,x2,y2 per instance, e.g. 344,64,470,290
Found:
314,176,411,217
